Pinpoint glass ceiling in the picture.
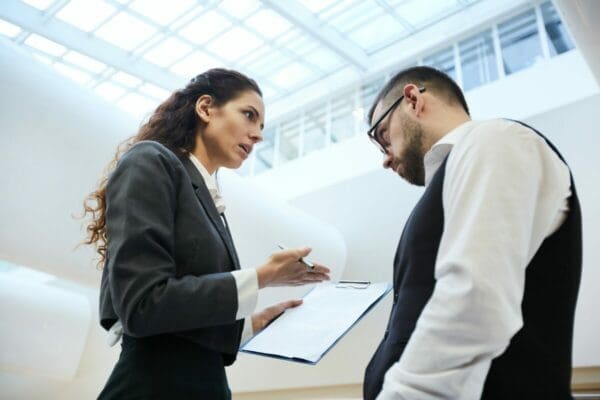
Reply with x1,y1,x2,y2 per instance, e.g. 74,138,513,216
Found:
0,0,479,121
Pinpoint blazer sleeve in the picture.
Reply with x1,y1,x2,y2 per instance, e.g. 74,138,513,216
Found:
105,142,238,337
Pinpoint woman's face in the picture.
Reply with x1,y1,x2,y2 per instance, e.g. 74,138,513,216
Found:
196,89,265,171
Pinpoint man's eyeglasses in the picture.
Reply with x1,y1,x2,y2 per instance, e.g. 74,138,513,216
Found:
366,86,426,154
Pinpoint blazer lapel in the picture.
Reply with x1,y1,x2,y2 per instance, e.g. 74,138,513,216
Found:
181,157,240,270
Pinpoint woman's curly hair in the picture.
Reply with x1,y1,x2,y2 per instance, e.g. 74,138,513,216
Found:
81,68,261,267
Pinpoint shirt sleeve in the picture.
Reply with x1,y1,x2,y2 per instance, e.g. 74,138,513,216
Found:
377,121,571,399
231,268,259,320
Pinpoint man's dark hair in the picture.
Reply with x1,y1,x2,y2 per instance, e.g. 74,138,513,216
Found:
368,66,470,122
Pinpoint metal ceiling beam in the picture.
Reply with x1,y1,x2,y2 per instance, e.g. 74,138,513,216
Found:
0,0,185,89
260,0,370,71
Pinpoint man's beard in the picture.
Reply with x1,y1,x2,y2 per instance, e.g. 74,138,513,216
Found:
398,118,426,186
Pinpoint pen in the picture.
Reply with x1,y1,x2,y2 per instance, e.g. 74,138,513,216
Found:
338,280,370,284
277,244,315,270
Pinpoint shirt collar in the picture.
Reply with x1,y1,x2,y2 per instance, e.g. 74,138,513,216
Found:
423,120,475,186
188,153,226,214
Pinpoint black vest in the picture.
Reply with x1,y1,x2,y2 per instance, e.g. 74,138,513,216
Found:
364,122,582,399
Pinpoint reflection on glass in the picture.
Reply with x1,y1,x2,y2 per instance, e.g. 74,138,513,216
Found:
459,30,498,91
498,9,542,75
541,1,574,56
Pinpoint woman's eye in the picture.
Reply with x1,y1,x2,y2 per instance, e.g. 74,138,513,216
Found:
243,111,254,119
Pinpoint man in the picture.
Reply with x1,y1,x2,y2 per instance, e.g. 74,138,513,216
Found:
363,66,581,399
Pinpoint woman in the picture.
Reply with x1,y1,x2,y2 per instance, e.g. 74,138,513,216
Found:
82,68,330,399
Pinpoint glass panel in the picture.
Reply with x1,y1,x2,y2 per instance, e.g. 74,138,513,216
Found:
245,9,291,39
498,9,543,75
303,106,328,155
0,19,21,38
63,51,107,74
254,127,276,173
271,62,314,89
143,37,193,68
21,0,54,11
279,118,301,163
349,13,406,50
541,1,574,56
245,50,291,79
459,29,498,91
94,81,127,102
205,26,263,62
94,12,157,51
423,47,455,80
328,0,378,34
55,0,116,32
393,0,460,28
128,0,197,25
297,0,337,14
24,34,67,57
360,77,385,113
304,48,341,72
170,51,222,78
53,62,91,85
117,92,159,120
218,0,260,19
178,11,232,45
139,83,171,101
331,95,354,143
112,71,142,88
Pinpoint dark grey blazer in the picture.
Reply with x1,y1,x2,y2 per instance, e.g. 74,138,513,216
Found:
99,141,243,365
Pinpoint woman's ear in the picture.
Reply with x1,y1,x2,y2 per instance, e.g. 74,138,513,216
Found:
195,95,213,123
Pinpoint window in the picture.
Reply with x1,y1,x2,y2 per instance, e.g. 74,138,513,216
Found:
498,9,543,75
541,1,574,56
330,95,354,143
254,127,276,173
360,77,385,114
459,30,498,91
423,47,456,80
279,118,301,163
303,106,328,155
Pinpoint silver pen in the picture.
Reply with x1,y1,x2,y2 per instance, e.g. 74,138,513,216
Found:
277,244,315,270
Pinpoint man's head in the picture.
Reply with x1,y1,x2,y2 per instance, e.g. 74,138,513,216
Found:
367,66,470,185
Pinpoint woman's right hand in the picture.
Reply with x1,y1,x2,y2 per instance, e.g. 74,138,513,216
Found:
256,247,330,288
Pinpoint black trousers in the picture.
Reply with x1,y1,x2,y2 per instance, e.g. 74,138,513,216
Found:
98,334,231,400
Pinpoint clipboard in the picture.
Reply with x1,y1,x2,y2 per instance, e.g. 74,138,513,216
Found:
240,281,392,365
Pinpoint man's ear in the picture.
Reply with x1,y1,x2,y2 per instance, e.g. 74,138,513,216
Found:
402,84,424,116
195,95,213,123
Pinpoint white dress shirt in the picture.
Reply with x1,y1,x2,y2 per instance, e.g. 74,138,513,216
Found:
376,119,571,399
106,154,259,346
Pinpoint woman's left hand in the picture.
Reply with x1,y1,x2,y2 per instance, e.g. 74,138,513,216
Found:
251,299,303,333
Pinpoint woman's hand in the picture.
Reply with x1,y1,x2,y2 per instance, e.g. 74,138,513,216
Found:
256,247,330,288
251,299,303,333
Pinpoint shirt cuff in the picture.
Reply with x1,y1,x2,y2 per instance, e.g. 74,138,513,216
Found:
231,268,259,320
240,316,254,345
